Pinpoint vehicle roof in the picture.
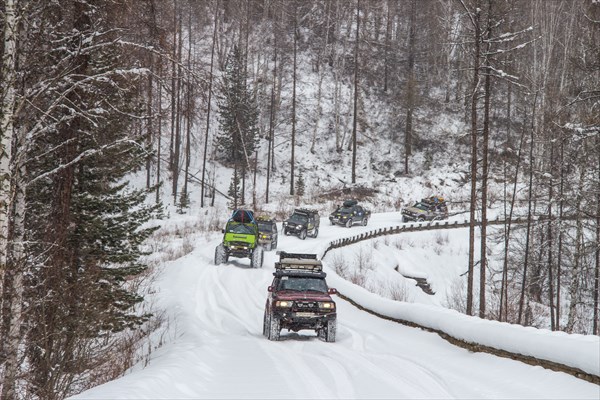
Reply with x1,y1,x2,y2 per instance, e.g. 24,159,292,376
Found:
273,270,327,279
292,208,319,216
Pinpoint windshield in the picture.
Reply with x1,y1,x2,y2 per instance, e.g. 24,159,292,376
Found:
289,213,308,224
226,223,256,235
277,277,328,293
338,207,353,214
258,222,273,233
415,203,431,211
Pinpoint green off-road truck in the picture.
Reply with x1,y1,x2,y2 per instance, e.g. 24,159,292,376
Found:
215,209,264,268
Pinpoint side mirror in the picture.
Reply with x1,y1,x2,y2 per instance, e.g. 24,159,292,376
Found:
328,288,338,295
268,286,274,292
221,229,225,234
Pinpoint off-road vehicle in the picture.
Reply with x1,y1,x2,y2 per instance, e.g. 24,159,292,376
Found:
263,252,337,342
214,209,264,268
329,199,371,228
282,208,320,240
401,196,448,222
257,216,278,251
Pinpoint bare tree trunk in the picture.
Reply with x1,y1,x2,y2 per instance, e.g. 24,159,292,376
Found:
156,61,163,205
266,33,277,203
0,2,26,396
404,0,416,175
595,134,600,335
146,56,154,189
0,154,26,400
547,141,556,330
383,0,392,92
182,10,192,205
465,2,481,316
310,72,324,153
566,164,586,333
252,150,257,209
351,0,360,184
201,0,218,208
479,1,492,318
556,136,565,330
290,2,297,195
518,92,538,324
499,80,517,322
173,10,183,203
0,0,17,266
169,0,178,174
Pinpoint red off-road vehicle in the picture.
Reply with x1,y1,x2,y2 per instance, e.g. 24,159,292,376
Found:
263,252,337,342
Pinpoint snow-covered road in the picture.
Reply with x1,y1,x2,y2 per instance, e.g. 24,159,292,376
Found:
73,214,599,399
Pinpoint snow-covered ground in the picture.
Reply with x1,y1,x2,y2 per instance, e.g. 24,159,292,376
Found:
72,213,599,399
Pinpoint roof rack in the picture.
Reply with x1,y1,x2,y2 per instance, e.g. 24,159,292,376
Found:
293,208,319,216
275,251,323,273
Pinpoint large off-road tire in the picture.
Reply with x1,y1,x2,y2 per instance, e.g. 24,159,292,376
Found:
345,219,353,228
299,229,307,240
318,318,337,342
267,313,281,341
262,309,270,337
214,244,227,265
417,217,425,222
310,227,319,238
251,246,264,268
362,218,368,226
402,216,408,223
325,319,337,342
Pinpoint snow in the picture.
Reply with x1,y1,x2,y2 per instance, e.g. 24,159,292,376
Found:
71,213,599,399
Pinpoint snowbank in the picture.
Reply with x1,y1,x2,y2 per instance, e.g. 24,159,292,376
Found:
324,269,600,379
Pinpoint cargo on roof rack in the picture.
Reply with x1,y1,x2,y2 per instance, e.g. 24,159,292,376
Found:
276,251,317,260
274,252,323,274
343,199,358,207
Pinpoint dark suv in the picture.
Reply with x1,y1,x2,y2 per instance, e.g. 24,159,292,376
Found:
329,199,371,228
283,209,320,240
263,252,337,342
257,216,278,251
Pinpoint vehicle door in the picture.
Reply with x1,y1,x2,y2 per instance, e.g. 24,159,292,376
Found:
355,206,364,219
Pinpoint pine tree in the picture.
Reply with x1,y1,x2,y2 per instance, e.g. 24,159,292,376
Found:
4,1,163,397
296,170,305,197
228,168,241,209
217,45,259,170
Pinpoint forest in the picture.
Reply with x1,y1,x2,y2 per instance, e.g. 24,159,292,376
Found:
1,0,599,398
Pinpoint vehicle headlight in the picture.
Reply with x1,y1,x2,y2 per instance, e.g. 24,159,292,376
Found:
319,302,335,309
296,225,303,230
276,300,293,308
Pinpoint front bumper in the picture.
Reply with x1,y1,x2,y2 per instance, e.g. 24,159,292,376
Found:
329,216,349,226
283,225,304,236
225,244,254,258
274,309,337,331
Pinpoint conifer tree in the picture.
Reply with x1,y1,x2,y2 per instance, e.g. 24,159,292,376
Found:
228,168,241,209
296,170,305,197
0,1,163,397
217,45,259,171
